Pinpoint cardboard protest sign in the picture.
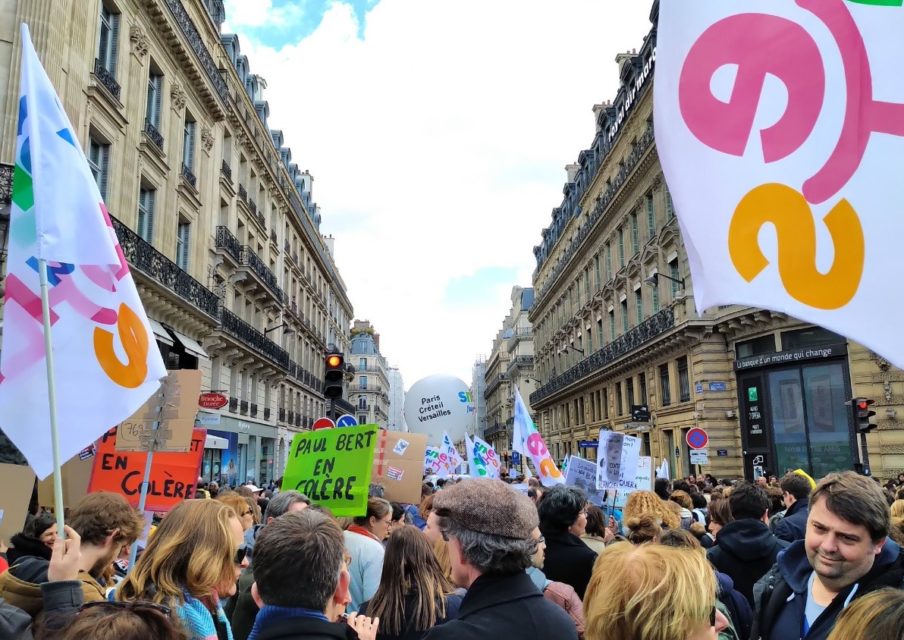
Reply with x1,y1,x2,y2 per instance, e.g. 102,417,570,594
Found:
0,464,36,543
372,429,428,504
88,427,206,511
616,457,653,508
564,456,606,506
282,424,377,517
37,450,94,510
115,369,201,452
596,431,641,491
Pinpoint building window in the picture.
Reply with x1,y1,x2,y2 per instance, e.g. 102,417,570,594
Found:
665,190,675,219
678,356,691,402
615,382,623,415
605,243,612,281
669,258,681,297
736,334,777,359
358,397,366,410
594,255,601,290
618,228,625,266
626,378,635,409
146,69,163,128
651,279,660,313
635,288,644,324
137,186,155,242
621,299,629,333
639,372,647,404
358,415,367,424
359,358,367,370
602,387,609,419
631,212,639,254
88,137,110,199
646,193,656,239
781,327,845,350
360,375,368,390
98,3,120,75
183,114,196,171
609,309,616,341
176,218,190,270
659,363,671,407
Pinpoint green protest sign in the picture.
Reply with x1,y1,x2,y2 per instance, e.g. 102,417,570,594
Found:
281,424,378,517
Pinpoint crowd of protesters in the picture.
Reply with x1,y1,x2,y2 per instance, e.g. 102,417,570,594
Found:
2,467,904,639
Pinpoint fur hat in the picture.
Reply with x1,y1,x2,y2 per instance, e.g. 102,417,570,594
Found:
432,478,538,539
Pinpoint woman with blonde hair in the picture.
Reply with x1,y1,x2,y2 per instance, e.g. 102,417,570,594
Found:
361,526,462,639
827,588,904,640
584,542,729,640
623,490,680,531
216,491,256,532
116,500,247,640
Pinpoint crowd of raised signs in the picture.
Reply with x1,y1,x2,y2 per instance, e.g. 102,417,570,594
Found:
2,468,904,640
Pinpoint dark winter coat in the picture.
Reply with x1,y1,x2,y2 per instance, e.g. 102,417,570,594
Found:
772,499,809,544
5,535,52,567
422,572,577,640
538,530,597,599
249,616,358,640
716,571,752,640
751,538,904,640
707,519,788,606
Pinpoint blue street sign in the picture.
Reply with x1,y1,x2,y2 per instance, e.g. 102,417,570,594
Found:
511,451,521,466
709,381,728,392
578,440,599,448
336,414,358,428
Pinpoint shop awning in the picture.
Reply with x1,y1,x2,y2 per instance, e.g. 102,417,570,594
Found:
148,318,174,346
205,434,229,450
166,327,208,359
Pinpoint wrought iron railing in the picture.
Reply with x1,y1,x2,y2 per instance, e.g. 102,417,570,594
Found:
181,164,197,188
484,423,509,438
0,164,11,205
264,407,270,420
240,400,248,414
250,403,257,417
110,214,220,318
93,58,121,99
163,0,229,105
530,306,674,405
295,414,301,427
215,226,241,262
238,184,248,202
238,246,282,298
229,397,238,412
288,410,296,424
220,308,290,369
221,160,232,180
278,408,286,422
143,119,164,149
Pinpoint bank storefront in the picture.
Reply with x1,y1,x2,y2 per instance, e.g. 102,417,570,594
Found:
200,413,281,487
735,329,856,481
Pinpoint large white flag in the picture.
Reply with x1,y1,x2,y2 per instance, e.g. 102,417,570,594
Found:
467,433,501,479
512,387,563,487
654,0,904,367
0,25,166,479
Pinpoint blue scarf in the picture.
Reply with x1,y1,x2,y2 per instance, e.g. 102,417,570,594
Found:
247,605,329,640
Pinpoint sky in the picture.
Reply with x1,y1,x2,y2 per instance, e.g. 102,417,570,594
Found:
222,0,654,389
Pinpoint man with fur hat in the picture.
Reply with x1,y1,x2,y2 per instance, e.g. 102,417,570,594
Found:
423,478,577,639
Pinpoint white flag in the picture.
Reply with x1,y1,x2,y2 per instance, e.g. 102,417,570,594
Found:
654,0,904,368
656,458,671,481
512,387,563,487
0,24,167,479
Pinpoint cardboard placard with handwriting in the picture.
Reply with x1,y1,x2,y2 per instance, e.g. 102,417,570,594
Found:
0,464,36,543
372,430,428,504
37,452,94,511
115,369,201,452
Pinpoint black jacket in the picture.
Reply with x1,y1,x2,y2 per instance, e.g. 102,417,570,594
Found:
772,499,808,543
250,615,357,640
225,567,257,640
707,519,788,606
6,535,52,566
538,530,597,599
422,572,577,640
751,538,904,640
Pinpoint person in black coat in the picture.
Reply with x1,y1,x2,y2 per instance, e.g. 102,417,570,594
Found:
536,485,597,599
707,481,788,606
423,478,577,640
773,473,811,543
246,511,378,640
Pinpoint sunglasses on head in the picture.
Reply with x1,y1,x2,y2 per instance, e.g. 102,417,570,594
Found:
80,600,172,618
234,546,248,565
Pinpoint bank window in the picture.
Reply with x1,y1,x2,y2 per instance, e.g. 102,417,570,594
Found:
781,327,845,350
615,382,623,415
660,363,671,407
677,356,690,402
737,334,777,359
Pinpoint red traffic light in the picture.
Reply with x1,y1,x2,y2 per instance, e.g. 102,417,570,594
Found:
857,400,872,411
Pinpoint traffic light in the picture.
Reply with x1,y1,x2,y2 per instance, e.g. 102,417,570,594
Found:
324,353,345,399
851,397,877,433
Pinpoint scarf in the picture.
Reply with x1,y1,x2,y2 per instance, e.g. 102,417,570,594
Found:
178,591,234,640
347,524,381,543
247,606,329,640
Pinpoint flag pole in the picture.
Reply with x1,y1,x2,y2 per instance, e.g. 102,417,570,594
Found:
37,259,66,538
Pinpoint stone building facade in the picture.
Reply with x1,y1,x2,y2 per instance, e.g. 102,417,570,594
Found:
528,2,904,481
349,320,390,428
0,0,354,484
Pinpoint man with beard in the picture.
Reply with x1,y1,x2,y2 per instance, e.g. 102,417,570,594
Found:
751,472,904,640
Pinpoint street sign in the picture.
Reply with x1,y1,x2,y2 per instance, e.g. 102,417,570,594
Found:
578,440,599,449
686,428,709,450
312,417,335,431
198,392,228,410
511,451,521,466
690,449,709,465
716,449,728,457
336,414,358,428
196,413,221,426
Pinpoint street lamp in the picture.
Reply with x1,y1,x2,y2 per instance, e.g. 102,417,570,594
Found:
264,323,294,335
644,272,685,289
562,344,584,356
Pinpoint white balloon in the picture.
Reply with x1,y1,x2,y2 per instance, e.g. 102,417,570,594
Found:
404,375,474,446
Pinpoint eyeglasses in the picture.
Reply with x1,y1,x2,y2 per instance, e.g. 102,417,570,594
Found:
80,600,172,618
234,546,248,565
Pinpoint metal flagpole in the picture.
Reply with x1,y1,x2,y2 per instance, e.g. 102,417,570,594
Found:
37,259,66,538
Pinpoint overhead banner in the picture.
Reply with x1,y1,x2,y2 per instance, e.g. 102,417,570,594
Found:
88,427,205,512
654,0,904,368
282,424,377,517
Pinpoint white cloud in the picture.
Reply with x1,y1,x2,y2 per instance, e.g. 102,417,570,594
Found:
222,0,307,30
227,0,654,387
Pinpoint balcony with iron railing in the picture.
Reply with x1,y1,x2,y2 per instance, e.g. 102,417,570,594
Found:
143,119,164,150
215,226,241,263
506,327,533,350
278,408,286,422
530,306,675,405
250,403,258,417
264,407,271,421
181,163,197,189
110,214,220,319
240,400,248,414
229,397,238,412
238,245,284,300
220,308,290,370
238,184,248,202
221,159,232,181
93,58,121,99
